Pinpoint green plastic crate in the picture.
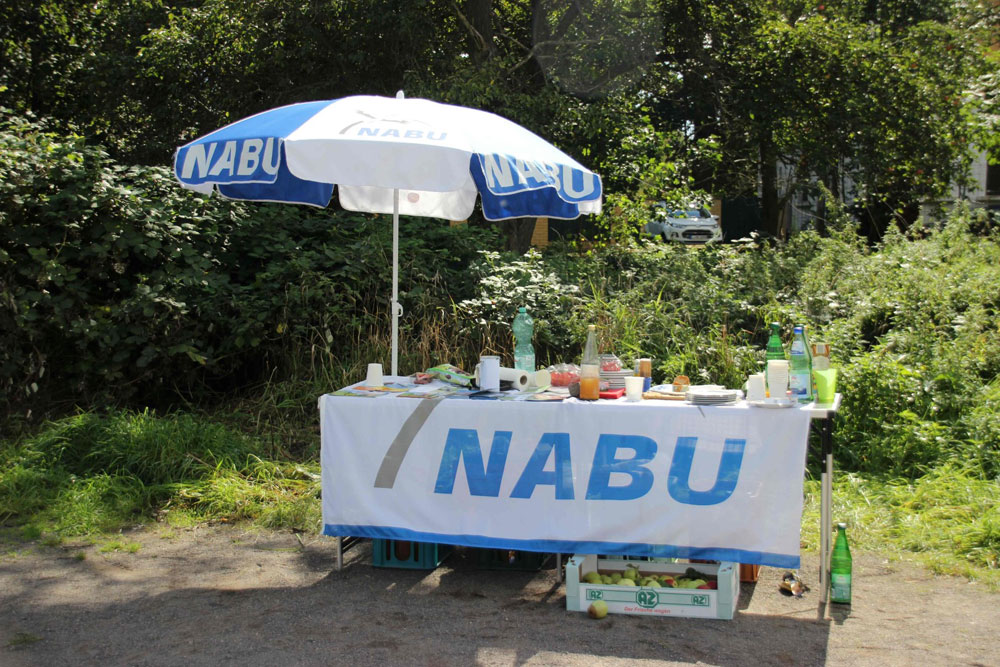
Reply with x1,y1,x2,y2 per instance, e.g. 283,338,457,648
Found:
474,548,550,571
372,539,452,569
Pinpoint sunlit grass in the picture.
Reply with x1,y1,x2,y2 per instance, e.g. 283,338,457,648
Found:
0,410,321,539
802,463,1000,590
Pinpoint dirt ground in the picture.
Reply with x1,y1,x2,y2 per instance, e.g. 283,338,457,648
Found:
1,523,996,667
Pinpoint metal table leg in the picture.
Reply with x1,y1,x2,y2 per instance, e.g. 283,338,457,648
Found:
334,536,363,571
819,417,833,603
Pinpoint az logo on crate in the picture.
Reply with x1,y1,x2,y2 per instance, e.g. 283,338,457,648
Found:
636,590,658,608
586,589,603,600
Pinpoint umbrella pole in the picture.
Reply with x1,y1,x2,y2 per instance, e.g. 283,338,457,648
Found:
391,188,399,377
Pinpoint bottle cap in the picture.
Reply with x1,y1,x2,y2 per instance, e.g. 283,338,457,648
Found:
837,522,847,529
519,306,526,312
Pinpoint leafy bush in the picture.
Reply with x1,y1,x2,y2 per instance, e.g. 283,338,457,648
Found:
0,112,501,418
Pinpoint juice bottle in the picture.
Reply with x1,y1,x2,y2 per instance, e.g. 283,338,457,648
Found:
580,325,600,400
579,365,600,400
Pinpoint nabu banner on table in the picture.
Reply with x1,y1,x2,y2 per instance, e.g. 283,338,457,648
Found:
320,393,812,568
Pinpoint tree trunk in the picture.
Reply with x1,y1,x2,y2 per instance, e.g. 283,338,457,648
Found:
505,218,538,255
760,141,782,239
465,0,495,65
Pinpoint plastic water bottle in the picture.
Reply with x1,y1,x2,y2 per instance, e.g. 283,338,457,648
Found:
789,325,813,403
765,322,785,360
512,307,535,372
830,522,853,604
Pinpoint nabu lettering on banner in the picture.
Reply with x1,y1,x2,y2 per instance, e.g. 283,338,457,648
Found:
178,138,282,184
432,430,746,506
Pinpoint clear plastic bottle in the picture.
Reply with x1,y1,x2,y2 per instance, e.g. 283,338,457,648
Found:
512,307,535,372
789,325,813,403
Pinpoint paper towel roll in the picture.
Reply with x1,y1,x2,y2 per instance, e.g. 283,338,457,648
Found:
498,367,530,391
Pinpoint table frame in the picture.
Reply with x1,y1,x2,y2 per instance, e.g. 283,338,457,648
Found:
809,394,841,603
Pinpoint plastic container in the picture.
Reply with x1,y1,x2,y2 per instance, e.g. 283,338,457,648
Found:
547,363,580,387
372,539,452,569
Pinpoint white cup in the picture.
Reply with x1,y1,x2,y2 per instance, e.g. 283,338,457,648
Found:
478,355,500,391
366,363,383,386
746,373,766,401
766,360,789,397
624,376,645,402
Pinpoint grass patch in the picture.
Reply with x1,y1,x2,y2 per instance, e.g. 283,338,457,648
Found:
802,462,1000,590
6,632,42,648
98,539,142,554
0,410,321,539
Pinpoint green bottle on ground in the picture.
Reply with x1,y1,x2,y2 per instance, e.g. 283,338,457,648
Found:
766,323,785,360
830,522,853,605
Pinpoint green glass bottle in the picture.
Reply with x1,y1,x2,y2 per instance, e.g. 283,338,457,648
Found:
766,323,785,361
830,522,853,604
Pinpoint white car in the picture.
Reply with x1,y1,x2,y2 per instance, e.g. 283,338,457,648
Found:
643,204,722,244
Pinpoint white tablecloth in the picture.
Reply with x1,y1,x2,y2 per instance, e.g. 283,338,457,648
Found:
320,383,812,567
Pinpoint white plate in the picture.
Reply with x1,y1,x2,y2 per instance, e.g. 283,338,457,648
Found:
747,398,797,409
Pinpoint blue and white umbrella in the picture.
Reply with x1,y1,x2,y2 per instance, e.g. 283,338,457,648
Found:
174,92,602,375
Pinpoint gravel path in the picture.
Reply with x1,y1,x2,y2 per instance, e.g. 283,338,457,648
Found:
1,524,996,666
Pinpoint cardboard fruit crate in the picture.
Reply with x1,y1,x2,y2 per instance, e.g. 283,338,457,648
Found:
474,548,550,571
565,554,739,620
371,539,452,569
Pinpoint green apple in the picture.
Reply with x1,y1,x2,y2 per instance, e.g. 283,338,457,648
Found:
610,572,622,583
619,577,637,586
583,571,602,584
588,600,609,619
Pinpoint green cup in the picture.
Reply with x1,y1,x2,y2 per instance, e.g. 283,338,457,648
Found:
813,368,838,405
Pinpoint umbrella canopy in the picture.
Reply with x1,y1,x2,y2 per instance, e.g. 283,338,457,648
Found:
174,93,603,375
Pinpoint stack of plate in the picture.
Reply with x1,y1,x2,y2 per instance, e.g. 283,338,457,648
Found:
686,386,742,405
599,369,634,389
